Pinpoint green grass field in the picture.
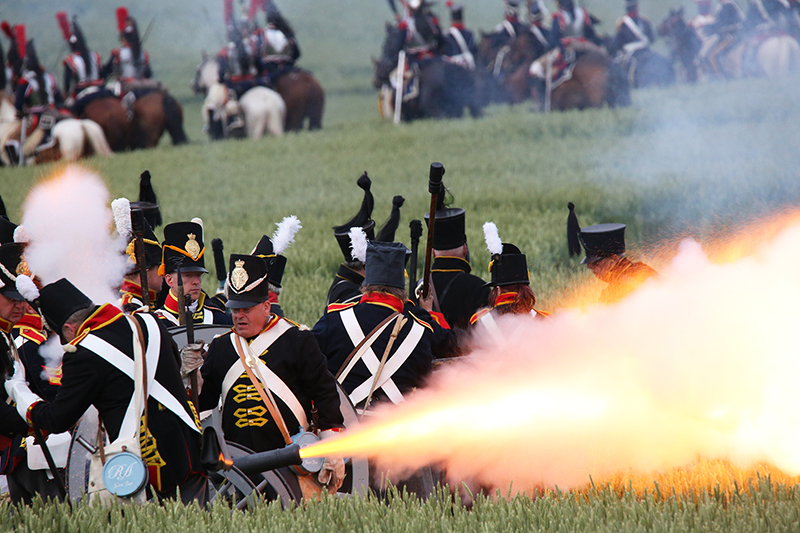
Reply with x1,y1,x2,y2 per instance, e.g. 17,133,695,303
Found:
3,0,800,525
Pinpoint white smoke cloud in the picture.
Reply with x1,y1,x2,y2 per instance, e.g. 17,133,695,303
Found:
38,336,64,384
20,165,129,305
325,219,800,491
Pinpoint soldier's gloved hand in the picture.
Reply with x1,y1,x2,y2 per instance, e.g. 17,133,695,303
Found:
5,360,42,421
180,342,206,377
317,429,345,494
180,342,206,391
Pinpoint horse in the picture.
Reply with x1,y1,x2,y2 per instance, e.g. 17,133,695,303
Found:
190,51,219,95
0,94,111,165
374,23,482,121
658,8,800,81
203,82,285,140
273,68,325,131
79,95,130,152
609,47,676,88
130,90,189,149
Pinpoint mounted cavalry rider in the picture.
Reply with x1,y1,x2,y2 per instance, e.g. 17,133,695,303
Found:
398,0,445,63
527,0,552,50
104,7,159,97
5,278,208,504
611,0,656,69
469,224,549,346
196,253,346,493
696,0,745,79
492,0,528,47
11,39,65,165
217,22,262,98
1,22,24,96
154,220,232,328
528,0,603,109
54,13,109,118
442,1,477,70
251,0,301,83
313,240,453,411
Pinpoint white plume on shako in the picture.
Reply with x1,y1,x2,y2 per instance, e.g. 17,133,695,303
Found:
271,215,302,255
20,165,129,305
349,226,368,263
301,218,800,492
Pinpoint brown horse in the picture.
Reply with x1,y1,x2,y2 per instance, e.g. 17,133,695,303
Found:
531,51,631,111
273,69,324,131
130,90,189,149
80,96,130,152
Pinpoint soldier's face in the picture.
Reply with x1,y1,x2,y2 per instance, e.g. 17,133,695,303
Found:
231,300,272,338
0,293,26,326
166,272,203,302
146,267,164,295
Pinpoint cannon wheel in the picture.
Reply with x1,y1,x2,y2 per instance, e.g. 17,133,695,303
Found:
66,406,98,503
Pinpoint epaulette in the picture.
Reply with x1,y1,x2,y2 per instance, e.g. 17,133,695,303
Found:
407,311,433,333
282,316,302,328
18,328,46,345
533,308,552,318
469,307,491,325
326,301,358,313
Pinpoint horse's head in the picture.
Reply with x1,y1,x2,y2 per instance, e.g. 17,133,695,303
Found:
191,54,218,96
657,8,685,38
374,23,403,88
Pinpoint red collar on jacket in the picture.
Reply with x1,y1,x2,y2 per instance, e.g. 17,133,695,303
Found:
360,292,404,314
120,278,159,303
71,303,124,346
494,291,518,308
163,289,204,315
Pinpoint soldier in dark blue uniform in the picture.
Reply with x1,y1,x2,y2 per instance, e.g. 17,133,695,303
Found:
423,204,490,333
611,0,655,61
442,2,477,70
198,254,345,492
313,241,453,410
327,173,376,307
155,220,232,328
5,278,207,504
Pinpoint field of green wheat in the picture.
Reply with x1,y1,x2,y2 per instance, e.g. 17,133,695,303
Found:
3,0,800,526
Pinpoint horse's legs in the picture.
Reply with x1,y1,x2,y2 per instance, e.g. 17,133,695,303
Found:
163,93,189,145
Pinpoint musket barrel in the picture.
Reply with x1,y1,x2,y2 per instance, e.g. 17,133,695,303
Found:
421,163,445,299
232,444,302,474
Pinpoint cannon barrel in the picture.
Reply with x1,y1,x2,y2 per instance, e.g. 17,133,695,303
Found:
232,444,303,474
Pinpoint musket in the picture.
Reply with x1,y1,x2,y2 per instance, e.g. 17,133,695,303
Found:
175,261,200,411
408,219,422,300
140,18,156,47
420,162,445,299
130,209,150,308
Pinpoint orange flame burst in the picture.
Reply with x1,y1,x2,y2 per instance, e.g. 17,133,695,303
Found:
303,213,800,495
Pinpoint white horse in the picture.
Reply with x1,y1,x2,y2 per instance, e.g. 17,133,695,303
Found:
0,93,111,165
191,52,220,95
755,34,800,78
203,82,285,140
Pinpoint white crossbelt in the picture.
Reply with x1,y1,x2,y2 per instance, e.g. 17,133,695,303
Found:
222,319,308,430
79,314,200,445
448,27,476,70
340,308,425,405
478,309,539,345
155,308,214,326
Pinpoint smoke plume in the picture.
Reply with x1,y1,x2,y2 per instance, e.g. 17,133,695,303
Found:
313,216,800,492
20,166,129,305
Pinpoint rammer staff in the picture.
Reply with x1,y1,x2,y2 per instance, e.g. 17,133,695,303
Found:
130,208,150,308
421,162,445,299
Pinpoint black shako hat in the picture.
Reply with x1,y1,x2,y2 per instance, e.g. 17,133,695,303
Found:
126,216,162,272
0,242,25,300
37,278,93,338
489,243,530,286
424,207,467,250
225,254,270,309
251,235,287,288
333,172,375,263
364,241,408,290
161,221,208,275
579,223,627,264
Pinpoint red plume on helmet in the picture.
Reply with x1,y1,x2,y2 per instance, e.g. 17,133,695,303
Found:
1,21,13,41
56,11,72,42
14,24,25,59
116,7,129,34
224,0,234,25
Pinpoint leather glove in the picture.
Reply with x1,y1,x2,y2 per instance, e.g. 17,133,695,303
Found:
317,429,345,494
180,342,205,378
5,360,42,421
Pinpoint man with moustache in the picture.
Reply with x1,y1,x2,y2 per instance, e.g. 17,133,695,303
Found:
5,277,207,504
155,220,231,327
197,254,346,493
